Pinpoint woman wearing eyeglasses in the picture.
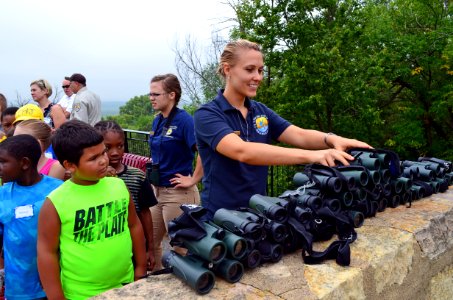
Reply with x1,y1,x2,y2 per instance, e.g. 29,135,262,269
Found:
30,79,66,129
148,73,203,271
194,39,372,219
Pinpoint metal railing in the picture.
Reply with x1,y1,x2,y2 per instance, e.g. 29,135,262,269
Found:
123,129,296,196
124,129,150,157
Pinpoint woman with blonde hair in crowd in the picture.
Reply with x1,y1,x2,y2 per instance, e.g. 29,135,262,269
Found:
30,79,66,129
13,119,66,180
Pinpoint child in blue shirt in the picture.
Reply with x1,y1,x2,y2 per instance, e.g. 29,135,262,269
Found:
0,134,62,299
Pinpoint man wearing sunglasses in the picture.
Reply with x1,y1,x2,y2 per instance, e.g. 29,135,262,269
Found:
66,73,101,126
56,79,75,119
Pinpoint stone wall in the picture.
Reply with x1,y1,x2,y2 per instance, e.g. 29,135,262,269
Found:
93,187,453,300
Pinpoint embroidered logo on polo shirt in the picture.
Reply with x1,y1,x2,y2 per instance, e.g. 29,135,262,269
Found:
165,126,177,138
253,115,269,135
73,103,81,112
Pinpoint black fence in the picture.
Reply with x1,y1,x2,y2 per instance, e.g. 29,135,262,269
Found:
123,129,297,197
124,129,151,157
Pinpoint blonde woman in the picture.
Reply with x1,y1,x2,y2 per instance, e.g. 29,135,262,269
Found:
194,39,372,219
14,119,66,180
30,79,66,129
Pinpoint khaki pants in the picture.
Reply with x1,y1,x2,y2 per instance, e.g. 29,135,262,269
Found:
151,185,200,271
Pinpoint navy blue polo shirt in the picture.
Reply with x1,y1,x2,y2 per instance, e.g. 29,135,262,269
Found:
194,90,291,218
149,108,196,186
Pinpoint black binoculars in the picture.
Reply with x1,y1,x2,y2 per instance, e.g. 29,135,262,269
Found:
338,168,369,187
211,257,244,283
293,172,343,193
213,208,265,242
249,194,289,223
403,160,443,177
207,221,248,260
179,222,227,263
350,151,382,171
162,251,215,294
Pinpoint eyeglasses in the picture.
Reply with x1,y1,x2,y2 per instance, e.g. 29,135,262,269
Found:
148,92,167,98
62,85,70,89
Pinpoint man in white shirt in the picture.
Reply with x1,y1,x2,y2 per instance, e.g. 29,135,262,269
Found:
57,79,75,119
66,73,102,126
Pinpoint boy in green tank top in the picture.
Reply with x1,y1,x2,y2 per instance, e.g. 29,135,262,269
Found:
37,120,147,299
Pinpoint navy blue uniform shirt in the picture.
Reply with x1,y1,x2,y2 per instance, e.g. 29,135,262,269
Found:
149,108,196,187
194,90,291,218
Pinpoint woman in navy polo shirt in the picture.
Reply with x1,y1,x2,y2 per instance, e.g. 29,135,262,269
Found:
194,39,371,219
148,73,202,271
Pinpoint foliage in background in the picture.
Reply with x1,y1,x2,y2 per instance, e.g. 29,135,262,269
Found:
105,94,154,131
113,0,453,167
228,0,453,161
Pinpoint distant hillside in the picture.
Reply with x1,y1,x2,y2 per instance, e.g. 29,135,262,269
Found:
102,100,127,117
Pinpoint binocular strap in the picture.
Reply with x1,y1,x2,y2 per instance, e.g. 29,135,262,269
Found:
302,239,352,266
149,267,173,276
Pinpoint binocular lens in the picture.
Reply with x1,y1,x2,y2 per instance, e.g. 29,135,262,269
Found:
197,273,215,294
243,223,264,242
369,171,381,184
269,222,287,243
380,169,391,184
210,244,225,262
393,180,403,194
348,211,364,228
293,206,311,221
271,245,283,262
270,207,288,223
243,249,261,269
228,264,239,279
233,240,246,258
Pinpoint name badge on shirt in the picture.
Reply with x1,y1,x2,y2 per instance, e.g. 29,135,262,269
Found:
15,205,34,219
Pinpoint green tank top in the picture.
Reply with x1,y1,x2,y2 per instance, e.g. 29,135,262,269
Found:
49,177,134,299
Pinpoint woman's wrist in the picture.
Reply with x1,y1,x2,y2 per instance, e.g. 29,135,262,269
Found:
324,132,336,148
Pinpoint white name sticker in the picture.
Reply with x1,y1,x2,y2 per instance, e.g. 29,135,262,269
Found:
15,205,34,219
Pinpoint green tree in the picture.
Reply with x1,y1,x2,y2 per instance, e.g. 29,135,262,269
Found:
361,0,453,160
229,0,453,160
106,94,154,131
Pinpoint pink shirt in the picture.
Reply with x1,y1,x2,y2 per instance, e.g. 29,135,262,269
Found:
39,158,58,175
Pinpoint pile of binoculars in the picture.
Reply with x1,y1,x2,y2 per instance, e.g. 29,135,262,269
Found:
162,148,453,294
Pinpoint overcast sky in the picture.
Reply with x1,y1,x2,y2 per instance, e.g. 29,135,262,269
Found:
0,0,235,105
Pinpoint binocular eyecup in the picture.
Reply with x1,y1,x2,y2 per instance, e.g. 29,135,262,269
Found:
240,248,262,269
213,208,265,243
340,170,369,187
208,221,248,260
312,174,342,193
249,194,289,223
346,210,364,228
265,221,287,243
212,257,244,283
162,251,215,295
294,194,322,210
181,222,227,263
257,239,284,263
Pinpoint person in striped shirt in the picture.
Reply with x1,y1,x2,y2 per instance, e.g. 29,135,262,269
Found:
95,120,157,270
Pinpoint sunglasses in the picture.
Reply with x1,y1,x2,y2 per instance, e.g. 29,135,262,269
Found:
148,92,167,97
62,85,70,89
